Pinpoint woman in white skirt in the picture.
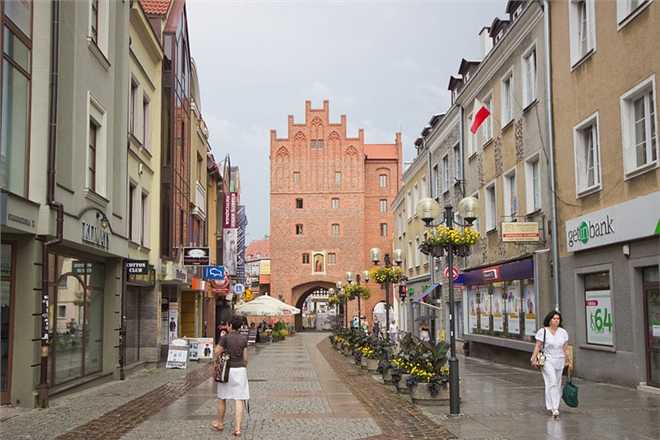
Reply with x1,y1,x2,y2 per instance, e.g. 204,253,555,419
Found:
211,316,250,436
531,311,571,419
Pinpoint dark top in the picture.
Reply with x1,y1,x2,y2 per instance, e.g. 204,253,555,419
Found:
219,333,248,368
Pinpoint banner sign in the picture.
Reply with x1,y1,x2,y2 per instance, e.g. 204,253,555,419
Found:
223,192,238,229
565,191,660,252
585,290,614,346
183,247,210,266
223,228,238,275
203,265,225,280
125,259,149,275
502,222,540,242
165,338,189,369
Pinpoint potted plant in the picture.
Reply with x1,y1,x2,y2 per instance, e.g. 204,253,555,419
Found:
408,341,453,405
370,266,404,284
418,225,479,258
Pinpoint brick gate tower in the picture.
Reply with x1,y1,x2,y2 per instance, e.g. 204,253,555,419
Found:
270,100,402,328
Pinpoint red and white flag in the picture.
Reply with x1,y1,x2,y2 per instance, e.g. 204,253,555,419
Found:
470,98,491,134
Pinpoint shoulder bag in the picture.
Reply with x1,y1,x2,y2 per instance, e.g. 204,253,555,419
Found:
535,328,546,368
214,345,231,383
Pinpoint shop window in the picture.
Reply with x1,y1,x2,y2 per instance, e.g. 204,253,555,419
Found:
583,271,613,346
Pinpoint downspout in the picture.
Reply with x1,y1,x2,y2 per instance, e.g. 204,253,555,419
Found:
543,0,561,311
38,0,63,408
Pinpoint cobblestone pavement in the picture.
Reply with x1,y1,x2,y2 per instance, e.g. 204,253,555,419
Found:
121,332,381,440
0,362,211,440
420,356,660,440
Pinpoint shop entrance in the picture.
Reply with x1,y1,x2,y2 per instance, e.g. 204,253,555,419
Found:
643,266,660,387
180,291,196,338
1,243,15,404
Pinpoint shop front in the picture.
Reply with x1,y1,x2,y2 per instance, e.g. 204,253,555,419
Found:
125,261,157,366
561,191,660,387
159,261,189,359
462,256,546,366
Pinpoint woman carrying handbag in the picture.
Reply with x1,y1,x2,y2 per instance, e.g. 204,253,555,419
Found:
530,311,571,419
211,316,250,436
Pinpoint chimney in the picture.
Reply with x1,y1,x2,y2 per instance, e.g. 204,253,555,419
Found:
479,26,492,58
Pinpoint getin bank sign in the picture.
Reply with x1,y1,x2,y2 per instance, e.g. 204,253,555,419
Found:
565,191,660,252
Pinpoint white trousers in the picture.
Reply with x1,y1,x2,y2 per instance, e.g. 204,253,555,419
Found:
542,358,564,411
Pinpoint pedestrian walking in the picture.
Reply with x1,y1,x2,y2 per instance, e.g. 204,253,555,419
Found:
530,310,571,419
372,320,380,338
419,322,431,342
388,320,398,343
211,316,250,436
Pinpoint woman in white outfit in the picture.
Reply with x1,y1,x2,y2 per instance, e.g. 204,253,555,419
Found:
531,311,571,419
211,316,250,436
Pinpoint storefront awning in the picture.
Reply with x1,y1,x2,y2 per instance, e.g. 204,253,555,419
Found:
462,257,533,286
411,283,440,303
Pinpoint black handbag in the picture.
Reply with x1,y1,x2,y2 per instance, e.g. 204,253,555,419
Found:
214,352,231,383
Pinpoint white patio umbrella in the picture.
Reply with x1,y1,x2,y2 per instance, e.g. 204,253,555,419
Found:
234,294,301,316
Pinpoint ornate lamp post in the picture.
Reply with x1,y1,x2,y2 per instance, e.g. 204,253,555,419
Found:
346,270,370,328
336,281,347,329
416,195,480,416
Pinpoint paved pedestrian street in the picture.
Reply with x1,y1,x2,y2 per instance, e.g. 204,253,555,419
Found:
3,333,660,440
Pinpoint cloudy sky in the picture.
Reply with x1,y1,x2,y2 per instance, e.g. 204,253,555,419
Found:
187,0,506,241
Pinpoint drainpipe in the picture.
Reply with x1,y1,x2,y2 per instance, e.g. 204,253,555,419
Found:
543,0,561,311
37,0,63,408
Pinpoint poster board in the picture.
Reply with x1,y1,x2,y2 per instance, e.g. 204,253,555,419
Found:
585,290,614,346
187,337,214,361
506,281,521,335
479,286,491,331
165,338,189,369
524,280,537,336
492,285,504,332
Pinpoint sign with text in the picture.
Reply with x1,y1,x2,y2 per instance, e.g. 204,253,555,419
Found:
125,259,149,275
501,222,540,242
585,290,614,346
565,191,660,252
183,247,210,266
165,338,188,369
222,192,238,229
82,221,109,249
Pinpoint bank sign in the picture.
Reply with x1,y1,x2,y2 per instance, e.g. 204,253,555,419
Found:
565,192,660,252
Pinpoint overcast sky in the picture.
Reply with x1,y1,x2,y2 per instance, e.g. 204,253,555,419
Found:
187,0,507,242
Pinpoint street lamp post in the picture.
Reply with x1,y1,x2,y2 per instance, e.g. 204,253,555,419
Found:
370,248,393,336
336,281,347,329
346,270,370,330
416,196,479,416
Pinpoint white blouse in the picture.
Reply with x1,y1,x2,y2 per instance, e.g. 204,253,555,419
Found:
536,327,568,360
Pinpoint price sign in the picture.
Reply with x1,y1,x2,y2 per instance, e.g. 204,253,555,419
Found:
585,290,613,346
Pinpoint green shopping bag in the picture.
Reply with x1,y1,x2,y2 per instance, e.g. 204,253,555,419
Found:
562,377,579,408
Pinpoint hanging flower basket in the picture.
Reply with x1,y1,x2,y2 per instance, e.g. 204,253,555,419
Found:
370,266,404,284
419,226,479,257
344,283,370,300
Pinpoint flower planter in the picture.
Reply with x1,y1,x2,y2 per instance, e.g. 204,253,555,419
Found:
360,357,368,369
366,358,379,372
409,382,456,406
396,374,412,394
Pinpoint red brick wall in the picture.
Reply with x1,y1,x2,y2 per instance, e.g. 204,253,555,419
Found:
270,101,401,325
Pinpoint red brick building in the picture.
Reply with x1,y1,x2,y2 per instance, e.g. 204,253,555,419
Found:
270,100,402,328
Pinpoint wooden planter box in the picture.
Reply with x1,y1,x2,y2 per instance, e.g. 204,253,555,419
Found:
409,382,455,406
366,358,379,372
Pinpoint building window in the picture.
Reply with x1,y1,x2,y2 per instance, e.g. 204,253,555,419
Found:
129,183,136,241
415,236,421,267
525,155,541,213
141,192,148,246
573,113,601,195
90,0,99,44
501,72,513,124
380,223,388,237
471,192,480,232
295,224,303,235
334,171,342,185
0,17,32,197
89,0,109,57
485,182,496,231
620,76,657,176
467,113,476,156
57,305,66,319
331,223,340,237
583,271,613,346
196,153,203,182
617,0,650,24
143,96,150,149
442,155,449,193
522,46,537,108
331,197,339,209
88,120,98,192
569,0,596,66
407,241,413,271
293,171,300,184
431,164,439,198
379,199,387,213
379,173,388,188
406,191,412,219
412,184,418,215
130,79,138,135
296,198,303,209
479,94,493,145
302,253,310,264
504,170,517,219
328,252,336,264
453,143,462,183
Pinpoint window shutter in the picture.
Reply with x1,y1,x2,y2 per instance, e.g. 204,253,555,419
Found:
575,131,586,192
616,0,627,23
621,100,634,173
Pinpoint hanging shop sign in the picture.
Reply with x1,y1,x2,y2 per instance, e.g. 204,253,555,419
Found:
223,192,238,229
183,246,210,266
125,259,149,275
501,222,540,242
565,191,660,252
72,261,93,275
203,265,225,280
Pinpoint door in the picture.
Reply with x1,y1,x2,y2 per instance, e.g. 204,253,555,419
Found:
644,266,660,387
180,292,196,337
1,243,15,404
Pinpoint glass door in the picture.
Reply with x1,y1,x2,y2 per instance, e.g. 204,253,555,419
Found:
1,243,14,404
644,266,660,387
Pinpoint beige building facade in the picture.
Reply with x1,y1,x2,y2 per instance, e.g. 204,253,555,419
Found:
551,0,660,387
